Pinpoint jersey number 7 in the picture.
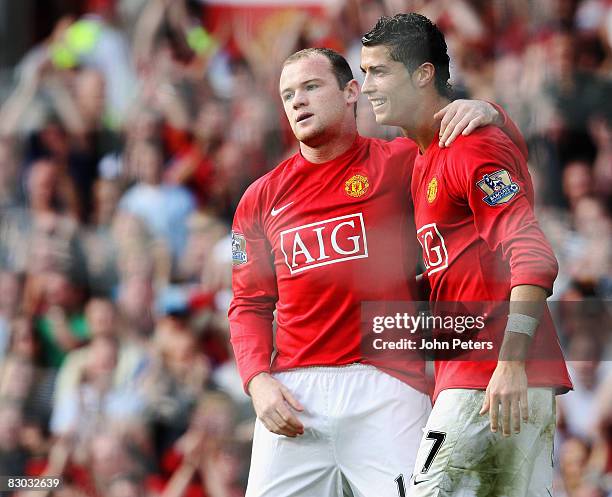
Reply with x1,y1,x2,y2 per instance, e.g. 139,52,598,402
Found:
420,430,446,473
395,431,446,495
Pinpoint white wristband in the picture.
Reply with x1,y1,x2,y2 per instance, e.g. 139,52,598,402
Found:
505,313,539,337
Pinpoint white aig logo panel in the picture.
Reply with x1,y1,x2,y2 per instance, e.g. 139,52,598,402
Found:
280,213,368,274
416,223,448,275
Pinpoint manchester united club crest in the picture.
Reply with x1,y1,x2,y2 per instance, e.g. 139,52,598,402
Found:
476,169,520,206
345,174,369,198
427,177,438,203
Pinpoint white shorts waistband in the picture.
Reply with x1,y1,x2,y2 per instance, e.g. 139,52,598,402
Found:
275,363,377,375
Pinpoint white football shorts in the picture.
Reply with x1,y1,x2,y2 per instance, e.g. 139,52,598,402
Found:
409,388,555,497
245,364,431,497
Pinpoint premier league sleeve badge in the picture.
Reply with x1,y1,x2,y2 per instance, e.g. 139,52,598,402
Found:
232,231,248,265
476,169,520,206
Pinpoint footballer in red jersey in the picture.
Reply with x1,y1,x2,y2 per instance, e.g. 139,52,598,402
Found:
229,47,517,497
361,13,572,497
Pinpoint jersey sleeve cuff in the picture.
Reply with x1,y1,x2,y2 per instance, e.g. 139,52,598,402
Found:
509,279,554,296
243,367,272,395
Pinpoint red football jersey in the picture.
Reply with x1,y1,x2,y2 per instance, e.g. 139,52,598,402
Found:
412,126,572,400
229,135,429,394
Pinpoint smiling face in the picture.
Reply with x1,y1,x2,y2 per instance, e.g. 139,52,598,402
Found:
360,44,418,128
279,55,354,147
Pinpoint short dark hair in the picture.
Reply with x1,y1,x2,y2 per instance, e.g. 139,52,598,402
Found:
283,48,354,90
361,13,452,98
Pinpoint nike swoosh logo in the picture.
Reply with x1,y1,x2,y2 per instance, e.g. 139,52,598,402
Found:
271,202,294,216
413,479,429,486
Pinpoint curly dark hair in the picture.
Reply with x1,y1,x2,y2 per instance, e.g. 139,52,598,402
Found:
361,13,452,98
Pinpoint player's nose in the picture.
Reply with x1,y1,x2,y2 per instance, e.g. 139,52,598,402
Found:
361,73,374,94
292,89,308,109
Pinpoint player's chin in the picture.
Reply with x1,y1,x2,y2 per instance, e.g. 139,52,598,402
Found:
293,124,309,138
372,110,392,126
295,127,322,145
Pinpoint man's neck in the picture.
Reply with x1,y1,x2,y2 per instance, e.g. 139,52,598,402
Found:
300,128,358,164
403,95,451,154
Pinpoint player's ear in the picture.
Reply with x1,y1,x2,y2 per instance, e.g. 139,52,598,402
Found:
412,62,435,89
344,79,360,105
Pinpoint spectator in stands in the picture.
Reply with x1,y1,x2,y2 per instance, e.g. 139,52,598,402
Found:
50,334,146,460
558,333,609,440
0,138,21,209
53,298,147,415
1,159,82,276
0,402,28,478
143,310,209,448
33,270,88,368
0,271,23,359
107,473,147,497
118,139,195,261
116,270,156,339
82,178,121,295
177,211,227,283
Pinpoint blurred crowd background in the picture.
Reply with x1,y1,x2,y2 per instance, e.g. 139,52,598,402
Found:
0,0,610,496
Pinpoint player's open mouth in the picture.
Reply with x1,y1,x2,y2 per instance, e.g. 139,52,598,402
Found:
296,113,314,123
369,98,386,109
